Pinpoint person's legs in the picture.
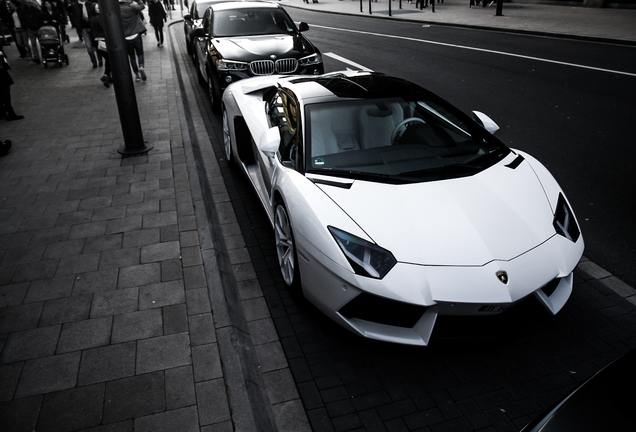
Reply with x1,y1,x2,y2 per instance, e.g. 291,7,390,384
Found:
126,39,140,80
131,34,146,80
14,28,31,59
81,27,97,66
26,29,39,62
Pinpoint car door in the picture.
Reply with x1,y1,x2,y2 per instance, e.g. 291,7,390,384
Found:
260,88,303,197
194,8,211,82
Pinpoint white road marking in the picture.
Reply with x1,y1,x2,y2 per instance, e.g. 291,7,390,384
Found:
315,25,636,78
324,52,374,71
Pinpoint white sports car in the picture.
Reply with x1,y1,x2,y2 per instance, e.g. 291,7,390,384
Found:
221,71,584,346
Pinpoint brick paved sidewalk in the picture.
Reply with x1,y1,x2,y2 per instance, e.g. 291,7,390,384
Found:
0,14,307,432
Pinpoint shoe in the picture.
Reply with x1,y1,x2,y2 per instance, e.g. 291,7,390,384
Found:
6,114,24,121
100,74,107,83
0,139,11,157
135,73,141,82
103,76,112,88
139,68,146,81
6,109,24,121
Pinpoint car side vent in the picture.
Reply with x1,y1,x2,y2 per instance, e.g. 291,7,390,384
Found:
339,292,427,328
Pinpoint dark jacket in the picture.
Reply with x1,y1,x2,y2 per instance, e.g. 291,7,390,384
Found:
41,0,61,26
89,7,104,39
19,0,43,31
69,0,93,30
119,0,145,37
148,0,166,28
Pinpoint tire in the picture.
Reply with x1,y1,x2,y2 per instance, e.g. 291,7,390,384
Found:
222,107,234,166
274,202,300,288
208,74,221,114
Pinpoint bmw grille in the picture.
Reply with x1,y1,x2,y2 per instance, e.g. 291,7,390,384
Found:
250,58,298,75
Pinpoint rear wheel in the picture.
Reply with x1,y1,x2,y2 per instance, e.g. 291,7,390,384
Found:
275,202,299,288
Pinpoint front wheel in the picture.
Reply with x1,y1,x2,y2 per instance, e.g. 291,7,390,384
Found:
222,107,234,166
208,74,221,114
275,203,300,288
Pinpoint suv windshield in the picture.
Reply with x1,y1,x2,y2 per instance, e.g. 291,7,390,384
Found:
305,97,510,183
213,8,296,37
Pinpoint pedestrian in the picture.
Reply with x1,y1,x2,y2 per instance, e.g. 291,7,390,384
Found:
0,48,24,121
21,0,42,63
0,0,26,58
148,0,166,47
70,0,99,68
89,2,110,87
119,0,147,82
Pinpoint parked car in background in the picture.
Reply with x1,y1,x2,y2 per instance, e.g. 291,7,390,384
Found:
192,1,323,112
521,348,636,431
221,70,585,345
183,0,224,56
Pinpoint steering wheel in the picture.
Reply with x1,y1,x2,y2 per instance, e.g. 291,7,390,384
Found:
390,117,427,146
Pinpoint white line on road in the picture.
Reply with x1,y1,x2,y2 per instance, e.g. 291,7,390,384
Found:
315,25,636,78
324,52,374,71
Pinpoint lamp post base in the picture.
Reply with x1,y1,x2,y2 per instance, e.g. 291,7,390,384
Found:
118,144,154,156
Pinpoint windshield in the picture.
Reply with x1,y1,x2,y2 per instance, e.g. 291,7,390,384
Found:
212,8,296,37
305,97,510,183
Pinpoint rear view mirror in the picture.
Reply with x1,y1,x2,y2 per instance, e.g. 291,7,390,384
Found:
260,127,281,158
472,111,500,134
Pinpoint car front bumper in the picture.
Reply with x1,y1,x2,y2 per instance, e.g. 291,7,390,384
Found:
297,232,584,346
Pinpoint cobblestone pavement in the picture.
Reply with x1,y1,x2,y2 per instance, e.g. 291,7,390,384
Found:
1,3,635,432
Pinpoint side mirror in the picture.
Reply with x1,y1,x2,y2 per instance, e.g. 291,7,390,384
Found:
472,111,500,134
191,27,205,38
259,127,281,158
298,22,309,32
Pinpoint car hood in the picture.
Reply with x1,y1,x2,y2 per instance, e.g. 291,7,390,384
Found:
214,34,314,61
317,159,557,266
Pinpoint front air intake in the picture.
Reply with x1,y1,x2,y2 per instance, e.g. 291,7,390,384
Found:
339,292,427,328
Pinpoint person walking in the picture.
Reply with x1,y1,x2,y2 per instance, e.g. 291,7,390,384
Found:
119,0,146,82
148,0,166,48
0,48,24,120
20,0,42,63
89,2,110,87
70,0,99,68
0,0,27,58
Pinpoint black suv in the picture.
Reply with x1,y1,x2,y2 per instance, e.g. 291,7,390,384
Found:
192,1,324,112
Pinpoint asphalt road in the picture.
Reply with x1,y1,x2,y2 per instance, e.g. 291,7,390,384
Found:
174,11,636,431
285,8,636,289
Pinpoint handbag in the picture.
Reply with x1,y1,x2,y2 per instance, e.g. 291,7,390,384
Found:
97,38,107,51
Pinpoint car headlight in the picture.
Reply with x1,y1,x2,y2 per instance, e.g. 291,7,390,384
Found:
553,193,580,242
329,227,396,279
299,53,322,66
215,59,249,71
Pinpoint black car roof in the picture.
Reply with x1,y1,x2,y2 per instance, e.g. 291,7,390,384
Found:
289,72,434,100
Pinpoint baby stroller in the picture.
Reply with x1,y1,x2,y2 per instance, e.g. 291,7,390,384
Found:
38,22,69,68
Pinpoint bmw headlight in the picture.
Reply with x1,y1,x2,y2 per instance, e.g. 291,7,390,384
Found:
215,59,249,71
329,227,396,279
553,193,580,242
299,53,322,66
